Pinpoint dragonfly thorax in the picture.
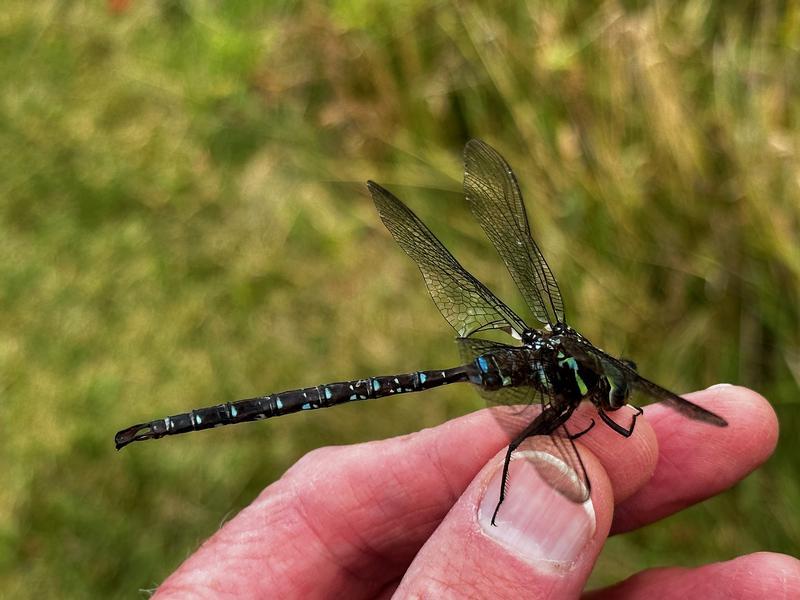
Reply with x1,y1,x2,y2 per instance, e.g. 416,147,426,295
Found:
467,341,594,405
520,329,541,345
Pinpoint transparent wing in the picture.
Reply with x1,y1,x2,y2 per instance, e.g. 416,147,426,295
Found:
369,181,527,338
456,338,538,408
542,424,591,503
500,395,591,505
463,139,564,326
559,335,728,426
456,338,590,503
457,338,540,430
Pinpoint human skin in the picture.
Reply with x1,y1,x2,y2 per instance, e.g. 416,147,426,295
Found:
153,385,798,599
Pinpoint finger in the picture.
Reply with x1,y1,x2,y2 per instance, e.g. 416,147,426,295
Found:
154,409,511,599
567,403,659,504
612,385,778,534
584,552,800,599
153,401,659,599
395,441,614,597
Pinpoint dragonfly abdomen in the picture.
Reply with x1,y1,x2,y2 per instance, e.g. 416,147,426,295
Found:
229,368,470,420
115,367,469,449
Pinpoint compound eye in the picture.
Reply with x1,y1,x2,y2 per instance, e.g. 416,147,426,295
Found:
608,382,629,408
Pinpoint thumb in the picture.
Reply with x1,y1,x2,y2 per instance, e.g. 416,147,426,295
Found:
394,440,613,598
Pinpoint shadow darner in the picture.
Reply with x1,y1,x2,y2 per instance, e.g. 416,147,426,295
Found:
115,140,727,525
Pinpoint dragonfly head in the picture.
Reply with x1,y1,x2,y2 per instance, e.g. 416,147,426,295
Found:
603,357,637,409
606,378,630,409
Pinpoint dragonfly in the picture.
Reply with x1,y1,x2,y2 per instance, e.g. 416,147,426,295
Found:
115,139,727,525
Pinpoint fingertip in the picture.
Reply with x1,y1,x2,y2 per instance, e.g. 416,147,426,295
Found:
682,385,779,468
696,384,778,449
394,443,614,597
570,404,659,505
612,385,780,533
476,444,610,565
648,384,777,452
585,551,800,600
700,552,800,597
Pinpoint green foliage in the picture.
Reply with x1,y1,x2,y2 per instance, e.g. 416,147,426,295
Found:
1,1,797,596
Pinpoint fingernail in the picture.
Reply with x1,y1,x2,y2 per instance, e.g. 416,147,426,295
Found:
706,383,733,390
478,450,595,566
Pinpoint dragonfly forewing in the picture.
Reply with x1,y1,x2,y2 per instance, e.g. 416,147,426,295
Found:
464,139,565,327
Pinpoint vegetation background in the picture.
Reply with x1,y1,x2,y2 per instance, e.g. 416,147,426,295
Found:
1,1,798,596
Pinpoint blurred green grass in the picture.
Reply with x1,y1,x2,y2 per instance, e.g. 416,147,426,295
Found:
1,1,798,596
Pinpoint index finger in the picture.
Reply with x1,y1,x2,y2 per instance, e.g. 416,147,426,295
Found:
153,410,510,598
611,384,778,534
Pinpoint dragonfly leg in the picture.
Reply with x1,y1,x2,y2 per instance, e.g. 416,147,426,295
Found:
491,440,522,527
490,405,572,526
568,418,595,441
598,405,643,438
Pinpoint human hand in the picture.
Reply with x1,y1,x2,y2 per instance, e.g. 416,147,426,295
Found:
154,385,798,598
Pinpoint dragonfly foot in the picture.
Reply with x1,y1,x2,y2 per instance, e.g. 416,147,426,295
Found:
568,419,596,440
598,405,642,438
490,500,502,527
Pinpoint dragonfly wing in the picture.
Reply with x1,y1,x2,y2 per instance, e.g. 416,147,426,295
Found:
629,375,728,426
463,139,564,327
545,424,591,503
559,335,728,427
369,181,527,339
456,337,539,426
507,397,591,504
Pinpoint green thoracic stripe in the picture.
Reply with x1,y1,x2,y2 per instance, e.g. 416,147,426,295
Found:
560,357,588,395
